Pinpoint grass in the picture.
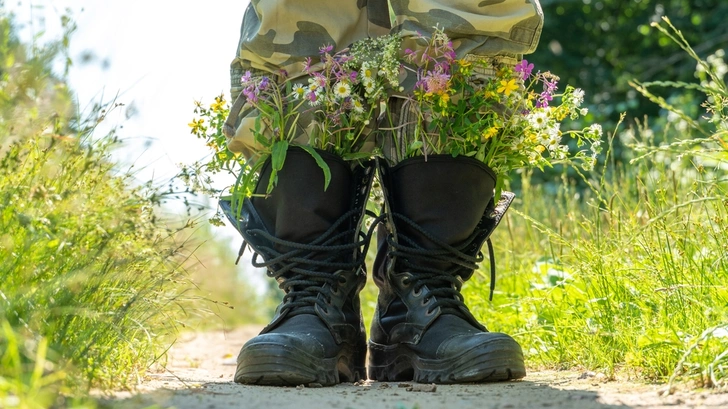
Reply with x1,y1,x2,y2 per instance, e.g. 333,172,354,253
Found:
1,9,268,407
461,18,728,388
0,10,215,408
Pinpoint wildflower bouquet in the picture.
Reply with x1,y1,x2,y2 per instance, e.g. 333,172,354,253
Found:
229,35,401,195
396,29,604,198
190,29,602,206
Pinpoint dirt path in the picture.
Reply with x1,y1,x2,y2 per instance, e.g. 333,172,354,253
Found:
107,327,727,409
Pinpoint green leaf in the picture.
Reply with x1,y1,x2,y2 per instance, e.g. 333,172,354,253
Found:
298,145,332,191
407,140,423,155
271,140,289,172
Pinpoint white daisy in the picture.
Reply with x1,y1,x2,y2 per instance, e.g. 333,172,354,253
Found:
334,81,351,99
352,98,365,114
528,111,549,130
291,84,305,100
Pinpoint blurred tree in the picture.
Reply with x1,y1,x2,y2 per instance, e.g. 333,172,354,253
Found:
529,0,728,133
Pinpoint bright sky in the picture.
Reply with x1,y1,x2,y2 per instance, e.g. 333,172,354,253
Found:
8,0,249,182
6,0,269,290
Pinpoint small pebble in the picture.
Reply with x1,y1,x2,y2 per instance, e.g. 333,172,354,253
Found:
406,383,437,393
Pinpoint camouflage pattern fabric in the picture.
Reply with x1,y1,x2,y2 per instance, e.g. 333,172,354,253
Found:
227,0,543,158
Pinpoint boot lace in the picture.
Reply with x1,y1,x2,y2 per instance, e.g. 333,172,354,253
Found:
239,209,379,316
386,213,497,316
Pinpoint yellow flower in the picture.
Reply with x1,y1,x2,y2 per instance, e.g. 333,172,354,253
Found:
554,106,568,121
188,118,205,134
483,90,498,100
497,79,518,96
536,145,546,154
457,59,472,75
210,96,226,113
438,92,451,108
482,126,499,141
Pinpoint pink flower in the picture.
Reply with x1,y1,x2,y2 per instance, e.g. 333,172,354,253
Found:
514,59,534,80
303,57,313,72
404,48,416,63
422,71,450,94
311,72,327,88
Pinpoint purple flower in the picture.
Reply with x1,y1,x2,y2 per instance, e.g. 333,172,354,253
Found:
259,76,270,91
434,61,451,75
514,59,534,80
337,54,353,64
242,85,258,103
349,71,358,83
536,91,553,108
404,48,416,63
311,72,327,88
303,57,313,72
241,70,252,84
319,44,334,54
444,42,456,61
544,78,558,93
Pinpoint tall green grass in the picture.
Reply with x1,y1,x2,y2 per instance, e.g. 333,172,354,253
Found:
464,18,728,388
0,9,200,408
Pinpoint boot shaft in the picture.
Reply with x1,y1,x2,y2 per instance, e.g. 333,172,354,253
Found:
378,155,497,277
220,147,375,337
372,155,503,345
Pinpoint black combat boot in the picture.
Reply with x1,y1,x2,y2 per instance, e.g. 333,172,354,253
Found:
368,155,525,383
220,147,374,386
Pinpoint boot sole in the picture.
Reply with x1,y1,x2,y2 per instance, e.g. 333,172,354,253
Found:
367,334,526,384
234,342,365,386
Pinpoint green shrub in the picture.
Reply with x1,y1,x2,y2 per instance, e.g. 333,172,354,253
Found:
1,9,195,407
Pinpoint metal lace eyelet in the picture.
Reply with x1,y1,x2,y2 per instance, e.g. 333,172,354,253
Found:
422,297,430,306
412,287,422,297
425,308,436,316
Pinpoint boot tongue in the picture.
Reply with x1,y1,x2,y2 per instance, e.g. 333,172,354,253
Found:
387,156,495,255
252,148,354,249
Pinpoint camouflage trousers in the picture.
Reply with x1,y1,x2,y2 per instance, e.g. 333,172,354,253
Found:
226,0,544,159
